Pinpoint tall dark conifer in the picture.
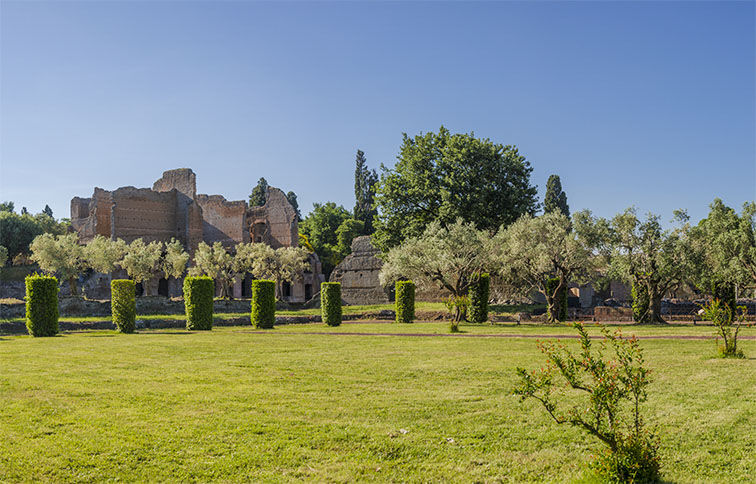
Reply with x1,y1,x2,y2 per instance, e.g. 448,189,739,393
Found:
353,150,378,235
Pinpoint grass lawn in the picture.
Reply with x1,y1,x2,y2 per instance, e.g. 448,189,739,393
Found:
1,323,755,482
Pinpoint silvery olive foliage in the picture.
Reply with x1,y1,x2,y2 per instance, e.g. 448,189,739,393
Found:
162,238,190,279
120,239,164,292
380,218,494,323
29,232,86,296
83,235,127,274
494,212,594,323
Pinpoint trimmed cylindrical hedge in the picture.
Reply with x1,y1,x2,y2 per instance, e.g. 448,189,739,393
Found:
321,282,342,326
546,277,568,322
631,281,650,323
111,279,136,333
468,273,490,323
183,276,214,330
395,280,416,323
25,274,59,337
251,280,276,329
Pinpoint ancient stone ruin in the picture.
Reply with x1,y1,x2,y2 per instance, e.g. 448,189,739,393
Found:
329,236,390,305
71,168,323,301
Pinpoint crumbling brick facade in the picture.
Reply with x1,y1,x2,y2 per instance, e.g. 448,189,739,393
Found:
71,168,323,302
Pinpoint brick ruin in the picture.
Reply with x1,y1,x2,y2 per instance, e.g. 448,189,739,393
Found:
71,168,323,301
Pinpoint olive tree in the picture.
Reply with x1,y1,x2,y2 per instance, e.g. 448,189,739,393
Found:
120,239,163,295
83,235,127,273
690,199,756,295
234,243,310,297
162,238,190,279
494,212,594,323
190,241,235,298
608,208,692,323
379,219,493,327
30,233,86,296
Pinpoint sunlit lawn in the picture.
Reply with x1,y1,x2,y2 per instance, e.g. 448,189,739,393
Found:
1,322,755,483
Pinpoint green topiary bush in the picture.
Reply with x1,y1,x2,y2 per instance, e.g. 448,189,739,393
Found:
468,273,490,323
183,276,214,330
25,274,59,337
631,282,650,324
321,282,342,326
251,280,276,329
395,280,415,323
711,279,736,323
111,279,136,333
545,277,568,322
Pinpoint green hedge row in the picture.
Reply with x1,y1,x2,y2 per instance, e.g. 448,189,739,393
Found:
251,280,276,329
111,279,136,333
25,274,59,337
546,277,568,322
184,276,214,330
395,280,415,323
468,273,490,323
321,282,342,326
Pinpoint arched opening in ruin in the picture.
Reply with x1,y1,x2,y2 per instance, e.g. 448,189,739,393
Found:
282,281,291,299
135,282,144,297
158,278,169,297
305,284,312,301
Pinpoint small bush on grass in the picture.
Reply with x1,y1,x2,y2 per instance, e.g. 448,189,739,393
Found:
444,295,470,333
468,272,490,323
514,323,661,483
631,282,650,324
701,299,746,358
251,280,276,329
183,276,213,330
111,279,136,333
321,282,342,326
395,280,415,323
711,279,736,323
25,274,59,337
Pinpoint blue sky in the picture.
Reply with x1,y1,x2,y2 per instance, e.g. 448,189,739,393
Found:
1,1,754,225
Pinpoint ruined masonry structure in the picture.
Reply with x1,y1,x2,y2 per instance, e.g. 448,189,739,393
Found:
329,236,390,305
71,168,323,301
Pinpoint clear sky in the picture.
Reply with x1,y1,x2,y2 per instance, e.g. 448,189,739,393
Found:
1,1,754,225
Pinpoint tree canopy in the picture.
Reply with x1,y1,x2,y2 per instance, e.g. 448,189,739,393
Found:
299,202,357,277
354,149,378,235
544,174,569,217
373,126,538,251
249,177,269,207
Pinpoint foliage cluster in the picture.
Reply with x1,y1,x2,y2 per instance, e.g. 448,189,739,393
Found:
372,126,538,251
700,298,746,358
250,280,276,329
444,295,470,333
0,209,68,259
395,280,415,323
111,279,136,333
183,276,214,331
631,282,650,324
25,274,59,337
514,323,660,483
320,282,342,326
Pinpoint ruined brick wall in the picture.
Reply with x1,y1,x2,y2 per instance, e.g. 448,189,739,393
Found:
70,188,113,243
260,188,298,249
110,187,179,243
196,194,248,247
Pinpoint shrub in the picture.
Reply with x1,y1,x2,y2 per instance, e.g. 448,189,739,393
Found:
468,272,490,323
445,295,470,333
25,274,59,337
514,323,660,483
395,280,415,323
631,282,650,323
701,298,746,358
321,282,342,326
183,276,214,330
545,277,568,322
111,279,136,333
251,280,276,329
711,279,736,323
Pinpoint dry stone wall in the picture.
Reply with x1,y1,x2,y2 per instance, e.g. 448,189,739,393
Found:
329,236,390,305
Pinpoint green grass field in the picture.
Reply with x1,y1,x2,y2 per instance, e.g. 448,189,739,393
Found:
1,323,755,482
